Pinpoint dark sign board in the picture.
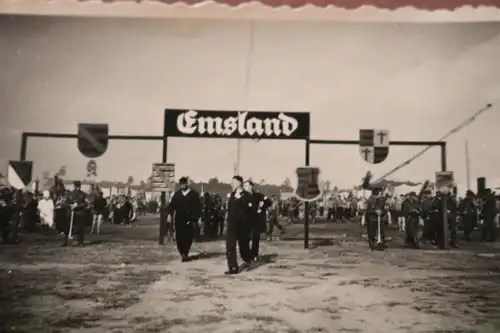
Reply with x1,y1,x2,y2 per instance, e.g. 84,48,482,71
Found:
435,171,454,194
164,109,310,140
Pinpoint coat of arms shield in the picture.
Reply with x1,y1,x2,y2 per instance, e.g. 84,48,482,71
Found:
78,123,109,158
295,166,322,202
359,129,390,164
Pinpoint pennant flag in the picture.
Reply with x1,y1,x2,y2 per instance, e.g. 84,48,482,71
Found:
7,161,33,190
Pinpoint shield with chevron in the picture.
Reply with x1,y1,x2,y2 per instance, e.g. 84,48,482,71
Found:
359,129,390,164
295,166,322,202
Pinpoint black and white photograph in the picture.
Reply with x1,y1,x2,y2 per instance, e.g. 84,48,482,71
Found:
1,1,500,332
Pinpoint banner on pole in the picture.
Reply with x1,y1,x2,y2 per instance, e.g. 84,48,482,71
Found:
7,161,33,190
436,171,454,194
151,163,175,192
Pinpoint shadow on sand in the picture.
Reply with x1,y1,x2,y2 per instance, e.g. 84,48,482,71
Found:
188,252,226,262
245,253,278,272
281,236,337,248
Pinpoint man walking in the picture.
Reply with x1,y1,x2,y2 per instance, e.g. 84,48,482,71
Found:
167,177,202,262
243,180,272,262
225,176,253,275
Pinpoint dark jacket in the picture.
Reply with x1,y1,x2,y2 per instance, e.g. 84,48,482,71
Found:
71,190,87,214
226,189,253,226
249,192,272,231
168,189,202,224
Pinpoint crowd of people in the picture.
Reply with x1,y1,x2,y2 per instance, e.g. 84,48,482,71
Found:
1,172,499,273
0,177,155,246
278,174,499,250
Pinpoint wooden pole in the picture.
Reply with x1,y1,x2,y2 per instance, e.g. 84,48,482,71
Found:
465,139,471,190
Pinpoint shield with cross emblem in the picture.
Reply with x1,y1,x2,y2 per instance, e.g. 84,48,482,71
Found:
359,129,390,164
295,166,322,202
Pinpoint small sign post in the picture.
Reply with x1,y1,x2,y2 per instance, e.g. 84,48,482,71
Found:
151,163,176,193
436,171,454,249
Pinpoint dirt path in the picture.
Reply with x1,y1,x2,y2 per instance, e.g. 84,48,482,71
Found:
1,221,500,333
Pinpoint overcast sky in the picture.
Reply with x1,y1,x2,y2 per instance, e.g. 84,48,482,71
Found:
1,15,500,188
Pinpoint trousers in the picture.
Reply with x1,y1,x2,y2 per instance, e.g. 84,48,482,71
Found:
175,220,194,256
226,220,251,269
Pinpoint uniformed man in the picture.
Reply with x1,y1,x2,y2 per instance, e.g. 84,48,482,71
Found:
215,194,226,237
225,175,253,275
22,191,38,232
266,195,285,241
433,191,458,249
243,180,272,262
0,187,14,244
91,191,107,234
421,191,435,244
459,190,477,241
158,196,169,245
167,177,202,261
365,185,387,250
70,181,88,247
481,188,497,242
402,192,420,248
54,188,71,247
201,192,216,239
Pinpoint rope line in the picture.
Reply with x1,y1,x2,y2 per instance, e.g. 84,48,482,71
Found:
373,103,493,184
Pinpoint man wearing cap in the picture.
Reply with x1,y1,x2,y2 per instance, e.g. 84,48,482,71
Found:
225,175,253,274
365,186,387,250
362,173,387,250
91,191,107,234
167,177,202,262
481,188,497,242
243,180,272,262
402,192,420,248
459,190,477,241
70,181,88,247
433,190,458,248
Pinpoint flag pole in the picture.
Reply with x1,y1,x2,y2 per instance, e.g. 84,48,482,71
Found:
235,20,256,176
465,139,471,190
236,133,242,175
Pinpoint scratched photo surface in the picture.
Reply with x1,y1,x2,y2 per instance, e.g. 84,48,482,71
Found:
1,14,500,333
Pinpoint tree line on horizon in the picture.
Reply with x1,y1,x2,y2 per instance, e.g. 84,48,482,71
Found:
47,176,295,197
1,161,424,196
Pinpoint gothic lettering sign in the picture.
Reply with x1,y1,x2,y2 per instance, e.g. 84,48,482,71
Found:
295,166,322,202
164,109,310,140
359,129,390,164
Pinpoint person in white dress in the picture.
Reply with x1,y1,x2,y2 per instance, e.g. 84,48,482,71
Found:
38,190,55,228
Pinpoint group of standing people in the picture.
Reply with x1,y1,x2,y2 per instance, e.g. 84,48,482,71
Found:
0,179,140,246
163,176,281,275
0,181,92,246
361,177,498,251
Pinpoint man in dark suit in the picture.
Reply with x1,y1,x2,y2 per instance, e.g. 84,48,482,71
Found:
243,180,272,261
167,177,202,262
225,176,253,275
70,181,88,247
481,188,497,242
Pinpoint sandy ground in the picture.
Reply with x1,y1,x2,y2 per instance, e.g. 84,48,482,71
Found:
1,216,500,333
